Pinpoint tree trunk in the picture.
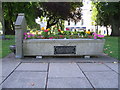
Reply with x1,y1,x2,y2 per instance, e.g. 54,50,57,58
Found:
59,20,64,30
110,15,120,36
110,20,120,36
4,3,15,35
106,26,109,36
46,24,50,29
68,19,70,25
5,20,15,35
75,21,77,25
47,18,59,29
111,24,120,36
95,25,98,34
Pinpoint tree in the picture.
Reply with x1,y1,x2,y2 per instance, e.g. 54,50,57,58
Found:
36,2,83,29
3,2,38,35
68,7,82,25
91,1,120,36
3,2,83,34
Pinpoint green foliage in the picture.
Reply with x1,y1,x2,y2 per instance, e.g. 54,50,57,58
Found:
37,2,83,28
3,2,83,34
91,2,120,36
2,2,39,34
0,35,15,58
104,36,119,59
3,2,39,32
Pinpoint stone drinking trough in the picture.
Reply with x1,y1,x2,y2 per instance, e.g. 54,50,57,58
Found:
23,39,105,56
15,13,105,58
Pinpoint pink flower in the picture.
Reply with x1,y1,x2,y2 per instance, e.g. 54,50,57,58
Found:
97,35,101,37
24,33,27,35
94,36,97,39
95,34,98,36
100,35,104,38
44,30,49,32
37,36,42,38
24,37,27,39
49,37,53,39
93,32,98,36
27,35,31,38
59,35,63,37
97,35,104,38
30,33,35,37
92,32,96,35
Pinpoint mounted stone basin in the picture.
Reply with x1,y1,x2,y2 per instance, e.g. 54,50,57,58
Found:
23,39,105,56
14,14,105,59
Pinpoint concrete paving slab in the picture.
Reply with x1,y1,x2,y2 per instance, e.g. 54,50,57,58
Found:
0,76,6,84
104,63,118,73
15,63,48,72
2,76,6,82
2,60,20,77
2,72,47,88
95,88,118,90
49,63,85,78
47,77,93,88
0,76,2,84
78,63,112,72
84,72,118,88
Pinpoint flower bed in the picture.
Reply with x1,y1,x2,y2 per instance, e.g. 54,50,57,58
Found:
23,29,104,40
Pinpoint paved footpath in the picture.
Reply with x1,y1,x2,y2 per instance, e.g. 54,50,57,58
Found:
0,53,119,90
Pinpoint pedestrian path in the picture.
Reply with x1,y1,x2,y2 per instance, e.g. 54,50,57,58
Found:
0,53,119,89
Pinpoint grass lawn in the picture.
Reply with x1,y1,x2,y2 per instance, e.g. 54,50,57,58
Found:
104,36,119,60
0,35,15,58
0,35,119,60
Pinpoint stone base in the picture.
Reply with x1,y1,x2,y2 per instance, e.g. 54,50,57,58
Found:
84,56,90,59
23,39,105,56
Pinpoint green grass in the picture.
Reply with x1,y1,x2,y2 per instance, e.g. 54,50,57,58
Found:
104,36,119,59
0,35,15,58
0,35,119,60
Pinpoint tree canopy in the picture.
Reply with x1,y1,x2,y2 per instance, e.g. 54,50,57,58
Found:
91,1,120,36
2,2,82,35
37,2,83,28
3,2,38,34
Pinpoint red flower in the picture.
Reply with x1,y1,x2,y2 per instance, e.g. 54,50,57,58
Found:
44,30,49,32
66,28,70,30
88,36,92,38
59,35,63,37
58,29,61,32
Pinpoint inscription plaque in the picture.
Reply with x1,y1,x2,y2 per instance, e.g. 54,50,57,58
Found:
54,46,76,54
